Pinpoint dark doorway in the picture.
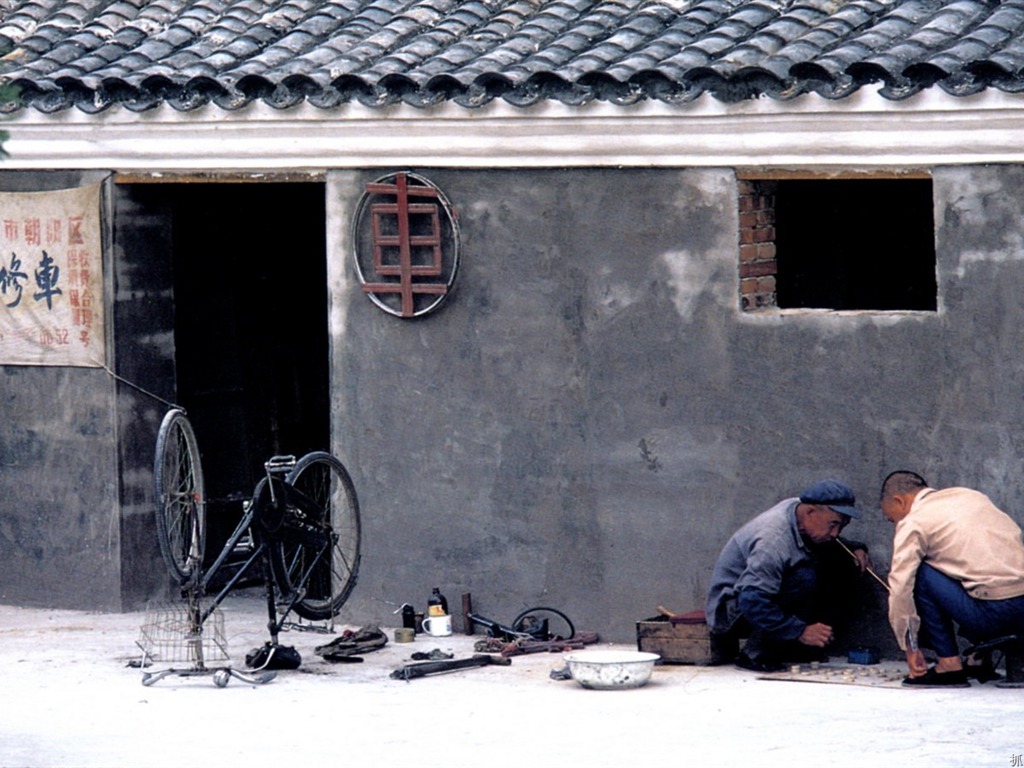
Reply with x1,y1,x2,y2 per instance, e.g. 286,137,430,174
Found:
164,182,329,557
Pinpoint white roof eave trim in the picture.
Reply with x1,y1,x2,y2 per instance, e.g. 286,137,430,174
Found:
1,86,1023,172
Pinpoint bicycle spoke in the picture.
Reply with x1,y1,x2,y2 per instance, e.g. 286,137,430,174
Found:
269,452,360,620
154,409,206,585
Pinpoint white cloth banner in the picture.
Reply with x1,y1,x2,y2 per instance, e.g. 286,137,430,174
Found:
0,183,105,367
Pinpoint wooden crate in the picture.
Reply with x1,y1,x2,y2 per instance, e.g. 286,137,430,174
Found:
636,615,722,665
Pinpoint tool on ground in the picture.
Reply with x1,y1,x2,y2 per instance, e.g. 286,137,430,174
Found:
836,539,891,592
474,630,600,657
467,613,528,641
467,606,575,642
389,653,511,681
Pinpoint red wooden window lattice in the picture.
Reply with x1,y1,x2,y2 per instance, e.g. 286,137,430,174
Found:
360,172,448,318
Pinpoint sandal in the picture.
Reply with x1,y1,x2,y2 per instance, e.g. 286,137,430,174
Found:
902,667,970,688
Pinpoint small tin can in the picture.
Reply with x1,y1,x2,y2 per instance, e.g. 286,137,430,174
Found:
394,627,415,643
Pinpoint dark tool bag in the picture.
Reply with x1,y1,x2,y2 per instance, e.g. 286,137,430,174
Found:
246,642,302,670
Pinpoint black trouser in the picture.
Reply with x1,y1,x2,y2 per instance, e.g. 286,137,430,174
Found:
713,542,866,664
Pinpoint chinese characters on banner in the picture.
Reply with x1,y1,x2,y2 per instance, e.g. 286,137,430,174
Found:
0,183,104,367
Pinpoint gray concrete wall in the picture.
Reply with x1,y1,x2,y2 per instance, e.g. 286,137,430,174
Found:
0,175,178,611
5,163,1024,650
0,171,123,610
329,165,1024,645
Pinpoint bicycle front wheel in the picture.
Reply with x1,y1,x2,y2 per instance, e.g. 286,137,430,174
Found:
270,451,361,620
153,408,206,585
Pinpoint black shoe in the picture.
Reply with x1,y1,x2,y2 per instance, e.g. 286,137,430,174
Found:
902,667,970,688
734,651,786,673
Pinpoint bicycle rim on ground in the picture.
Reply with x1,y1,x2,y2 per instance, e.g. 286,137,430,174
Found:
271,451,360,620
153,408,206,586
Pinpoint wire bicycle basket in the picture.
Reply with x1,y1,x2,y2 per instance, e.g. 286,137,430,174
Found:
135,603,274,687
137,603,229,669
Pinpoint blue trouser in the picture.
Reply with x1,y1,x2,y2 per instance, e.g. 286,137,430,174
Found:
914,563,1024,657
736,562,819,662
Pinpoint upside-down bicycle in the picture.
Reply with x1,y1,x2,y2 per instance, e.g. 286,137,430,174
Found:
139,407,361,686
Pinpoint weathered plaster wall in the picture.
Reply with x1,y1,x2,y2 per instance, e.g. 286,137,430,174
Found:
6,163,1024,650
110,184,178,609
0,171,122,610
0,176,178,611
911,165,1024,498
329,165,1024,646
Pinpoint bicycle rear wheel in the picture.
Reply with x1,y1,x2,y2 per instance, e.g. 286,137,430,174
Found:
153,408,206,586
270,451,360,620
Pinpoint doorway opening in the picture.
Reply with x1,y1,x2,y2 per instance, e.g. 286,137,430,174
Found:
164,181,329,561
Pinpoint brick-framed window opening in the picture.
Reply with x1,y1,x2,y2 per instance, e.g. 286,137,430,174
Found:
739,180,778,311
739,176,936,312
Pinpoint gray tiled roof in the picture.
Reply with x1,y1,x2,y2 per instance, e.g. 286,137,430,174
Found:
1,0,1023,113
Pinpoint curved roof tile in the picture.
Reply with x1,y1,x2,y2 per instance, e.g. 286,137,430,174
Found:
3,0,1024,111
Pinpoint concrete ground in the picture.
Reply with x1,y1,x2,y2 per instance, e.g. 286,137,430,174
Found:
1,593,1020,768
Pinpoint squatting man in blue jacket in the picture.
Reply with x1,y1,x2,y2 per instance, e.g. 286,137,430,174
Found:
705,480,871,672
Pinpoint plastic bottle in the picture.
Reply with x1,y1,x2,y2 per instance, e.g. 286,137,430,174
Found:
428,587,449,617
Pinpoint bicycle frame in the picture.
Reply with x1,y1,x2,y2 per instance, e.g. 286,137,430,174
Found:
191,455,334,643
151,408,361,684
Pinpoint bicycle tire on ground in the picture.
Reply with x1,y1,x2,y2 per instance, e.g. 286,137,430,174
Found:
153,408,206,586
269,451,361,620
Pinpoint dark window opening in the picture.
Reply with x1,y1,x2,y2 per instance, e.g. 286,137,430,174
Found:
740,178,937,312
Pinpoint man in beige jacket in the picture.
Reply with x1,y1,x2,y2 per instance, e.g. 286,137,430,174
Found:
880,470,1024,687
